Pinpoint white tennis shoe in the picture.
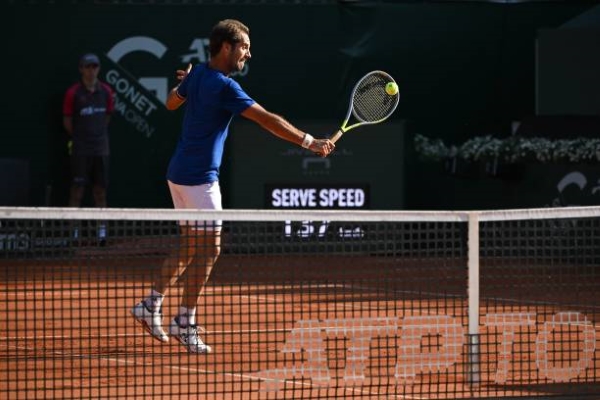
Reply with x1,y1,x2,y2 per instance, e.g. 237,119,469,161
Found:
130,302,169,343
169,317,212,354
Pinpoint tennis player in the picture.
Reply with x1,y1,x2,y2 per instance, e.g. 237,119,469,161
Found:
131,19,335,353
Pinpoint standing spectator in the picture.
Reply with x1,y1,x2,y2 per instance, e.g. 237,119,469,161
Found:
62,53,114,241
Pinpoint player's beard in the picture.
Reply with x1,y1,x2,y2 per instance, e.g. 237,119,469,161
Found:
229,53,247,73
234,59,245,73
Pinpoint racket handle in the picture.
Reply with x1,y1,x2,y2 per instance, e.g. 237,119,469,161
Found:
329,129,344,144
316,129,343,157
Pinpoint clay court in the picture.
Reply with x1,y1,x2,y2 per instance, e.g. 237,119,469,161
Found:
1,226,598,399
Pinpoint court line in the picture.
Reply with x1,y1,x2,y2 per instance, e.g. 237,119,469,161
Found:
0,326,295,342
0,342,428,400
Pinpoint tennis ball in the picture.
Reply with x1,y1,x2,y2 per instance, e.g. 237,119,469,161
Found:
385,82,399,96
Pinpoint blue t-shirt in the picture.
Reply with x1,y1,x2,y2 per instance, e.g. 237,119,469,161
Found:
167,63,255,185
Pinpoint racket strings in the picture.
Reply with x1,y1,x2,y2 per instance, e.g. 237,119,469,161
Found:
352,73,398,123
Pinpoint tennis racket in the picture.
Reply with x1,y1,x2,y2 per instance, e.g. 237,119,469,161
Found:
329,70,400,144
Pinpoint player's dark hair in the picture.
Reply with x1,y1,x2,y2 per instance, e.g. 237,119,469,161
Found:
209,19,249,58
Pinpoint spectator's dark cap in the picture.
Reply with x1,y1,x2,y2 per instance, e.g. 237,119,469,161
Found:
79,53,100,66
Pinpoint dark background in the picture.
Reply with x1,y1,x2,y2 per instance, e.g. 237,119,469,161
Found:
1,0,599,210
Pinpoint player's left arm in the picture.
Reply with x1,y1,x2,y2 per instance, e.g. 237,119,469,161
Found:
241,103,334,156
166,64,192,111
166,87,186,110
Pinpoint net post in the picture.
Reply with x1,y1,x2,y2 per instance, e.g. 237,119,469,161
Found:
467,212,481,387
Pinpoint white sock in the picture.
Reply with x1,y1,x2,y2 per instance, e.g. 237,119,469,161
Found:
177,306,196,327
144,289,165,312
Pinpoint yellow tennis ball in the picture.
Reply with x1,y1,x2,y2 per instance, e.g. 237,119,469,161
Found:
385,82,398,96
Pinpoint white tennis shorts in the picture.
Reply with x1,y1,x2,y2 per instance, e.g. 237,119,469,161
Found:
167,180,222,231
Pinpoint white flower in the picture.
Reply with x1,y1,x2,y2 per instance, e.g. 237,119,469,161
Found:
414,134,600,164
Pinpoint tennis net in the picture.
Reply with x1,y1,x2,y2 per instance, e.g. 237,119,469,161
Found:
0,206,598,399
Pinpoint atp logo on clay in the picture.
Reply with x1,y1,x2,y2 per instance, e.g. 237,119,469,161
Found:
255,312,597,394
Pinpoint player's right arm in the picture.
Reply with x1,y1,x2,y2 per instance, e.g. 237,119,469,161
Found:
241,103,334,156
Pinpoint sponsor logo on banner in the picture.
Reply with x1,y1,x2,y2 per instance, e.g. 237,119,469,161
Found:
266,184,369,239
0,231,67,250
547,170,600,207
101,36,249,138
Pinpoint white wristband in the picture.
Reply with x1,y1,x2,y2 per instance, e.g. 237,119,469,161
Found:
301,133,314,149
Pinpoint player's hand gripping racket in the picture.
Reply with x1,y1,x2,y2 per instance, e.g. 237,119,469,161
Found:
329,70,400,145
